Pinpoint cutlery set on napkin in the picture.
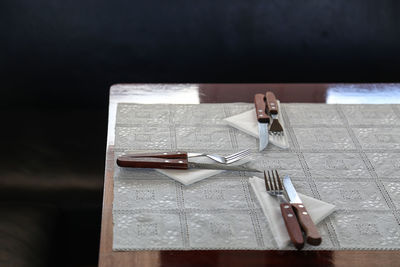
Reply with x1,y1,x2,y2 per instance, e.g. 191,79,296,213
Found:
115,91,335,250
251,170,334,249
225,92,289,149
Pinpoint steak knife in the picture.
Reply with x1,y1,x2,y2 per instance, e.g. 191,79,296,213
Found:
283,175,322,245
117,152,262,172
254,94,269,151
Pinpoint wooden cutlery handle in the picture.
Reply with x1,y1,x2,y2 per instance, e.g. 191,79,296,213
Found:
121,151,187,159
292,203,322,246
254,94,269,123
116,156,189,169
265,91,278,115
280,203,304,250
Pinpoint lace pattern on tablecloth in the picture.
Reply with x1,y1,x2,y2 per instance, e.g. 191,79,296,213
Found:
113,103,400,250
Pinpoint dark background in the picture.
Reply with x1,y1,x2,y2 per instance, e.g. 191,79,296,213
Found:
0,0,399,266
1,0,400,109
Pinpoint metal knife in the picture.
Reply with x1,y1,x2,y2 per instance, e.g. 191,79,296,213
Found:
283,175,322,246
117,152,262,172
254,94,269,151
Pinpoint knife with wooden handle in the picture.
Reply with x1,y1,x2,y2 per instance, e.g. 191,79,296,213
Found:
254,93,269,123
279,202,305,249
283,175,322,246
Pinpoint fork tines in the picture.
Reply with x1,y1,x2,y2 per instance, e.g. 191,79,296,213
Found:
227,148,251,160
269,119,284,133
264,170,283,193
224,149,251,163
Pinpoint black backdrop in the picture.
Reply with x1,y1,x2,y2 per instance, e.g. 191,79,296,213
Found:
1,0,400,108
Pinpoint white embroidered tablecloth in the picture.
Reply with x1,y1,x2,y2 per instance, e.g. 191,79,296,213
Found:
112,103,400,250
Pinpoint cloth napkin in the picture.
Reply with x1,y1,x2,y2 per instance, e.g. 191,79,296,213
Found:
156,156,253,186
224,101,289,149
249,176,335,249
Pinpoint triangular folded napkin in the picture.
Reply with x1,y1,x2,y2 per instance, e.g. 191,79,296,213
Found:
249,176,335,249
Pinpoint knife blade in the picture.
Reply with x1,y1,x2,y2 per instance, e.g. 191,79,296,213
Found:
117,153,262,172
254,94,269,151
283,175,322,246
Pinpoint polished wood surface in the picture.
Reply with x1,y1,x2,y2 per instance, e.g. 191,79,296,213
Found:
199,84,330,103
99,83,400,267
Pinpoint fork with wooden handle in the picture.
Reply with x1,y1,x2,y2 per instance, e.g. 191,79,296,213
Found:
264,170,305,250
265,91,283,134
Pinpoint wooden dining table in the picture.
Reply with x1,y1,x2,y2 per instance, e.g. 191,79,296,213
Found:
99,83,400,267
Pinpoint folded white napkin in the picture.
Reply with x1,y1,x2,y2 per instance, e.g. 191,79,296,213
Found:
249,176,335,249
224,101,289,149
157,156,253,186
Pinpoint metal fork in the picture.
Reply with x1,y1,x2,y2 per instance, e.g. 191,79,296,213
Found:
188,149,251,164
269,115,284,136
265,91,284,136
264,170,304,249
